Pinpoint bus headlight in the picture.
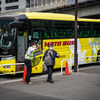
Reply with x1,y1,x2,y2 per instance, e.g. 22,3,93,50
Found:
3,65,10,69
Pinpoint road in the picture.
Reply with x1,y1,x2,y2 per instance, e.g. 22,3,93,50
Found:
0,65,100,100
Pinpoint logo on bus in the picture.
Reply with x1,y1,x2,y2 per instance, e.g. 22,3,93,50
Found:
44,41,75,47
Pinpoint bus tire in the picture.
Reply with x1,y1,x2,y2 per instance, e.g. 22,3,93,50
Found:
97,50,100,63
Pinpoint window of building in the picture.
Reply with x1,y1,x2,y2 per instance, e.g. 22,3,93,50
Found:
6,5,19,10
6,0,18,3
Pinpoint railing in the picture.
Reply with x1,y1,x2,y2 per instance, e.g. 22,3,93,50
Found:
0,63,25,84
61,55,100,75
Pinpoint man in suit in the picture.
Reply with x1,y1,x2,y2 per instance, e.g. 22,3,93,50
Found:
44,43,60,83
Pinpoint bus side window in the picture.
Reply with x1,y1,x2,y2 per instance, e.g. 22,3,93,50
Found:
78,22,92,38
43,33,47,38
83,31,90,37
54,32,57,38
55,21,74,38
43,32,51,39
93,23,100,37
96,30,100,37
93,29,99,37
33,32,39,38
93,31,96,37
63,32,66,37
78,31,82,37
83,31,89,37
87,31,90,36
59,32,64,38
55,31,62,38
66,28,74,38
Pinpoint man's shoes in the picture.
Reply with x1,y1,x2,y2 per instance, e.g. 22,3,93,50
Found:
47,80,54,83
50,80,54,83
47,80,50,82
27,82,33,85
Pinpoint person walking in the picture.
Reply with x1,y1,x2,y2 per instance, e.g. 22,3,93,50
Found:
44,43,60,83
24,41,38,85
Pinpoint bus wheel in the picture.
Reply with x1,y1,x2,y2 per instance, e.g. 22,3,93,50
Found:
97,50,100,63
43,63,47,74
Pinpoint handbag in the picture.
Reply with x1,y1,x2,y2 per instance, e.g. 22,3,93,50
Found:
44,52,54,66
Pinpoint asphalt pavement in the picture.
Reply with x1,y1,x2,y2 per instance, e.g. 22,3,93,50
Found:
0,68,100,100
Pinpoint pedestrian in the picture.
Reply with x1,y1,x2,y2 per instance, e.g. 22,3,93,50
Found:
43,43,60,83
24,41,38,85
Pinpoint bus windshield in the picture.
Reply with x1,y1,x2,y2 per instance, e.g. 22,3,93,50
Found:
0,20,15,47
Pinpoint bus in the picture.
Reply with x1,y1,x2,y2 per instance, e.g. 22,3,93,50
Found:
0,12,100,74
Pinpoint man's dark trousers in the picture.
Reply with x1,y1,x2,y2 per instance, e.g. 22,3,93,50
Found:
24,59,32,83
47,65,54,81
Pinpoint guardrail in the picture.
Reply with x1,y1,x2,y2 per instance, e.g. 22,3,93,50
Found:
61,55,100,75
0,63,25,75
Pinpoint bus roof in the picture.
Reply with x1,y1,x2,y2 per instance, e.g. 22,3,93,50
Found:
23,12,76,21
21,12,100,22
0,12,100,22
78,18,100,22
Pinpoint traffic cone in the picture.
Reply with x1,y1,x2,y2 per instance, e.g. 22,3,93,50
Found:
21,65,27,82
64,62,71,75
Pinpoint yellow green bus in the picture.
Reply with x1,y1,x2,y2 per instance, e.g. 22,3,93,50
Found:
0,12,100,74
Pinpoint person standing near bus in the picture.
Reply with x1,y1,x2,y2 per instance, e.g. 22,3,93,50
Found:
24,41,38,85
44,43,60,83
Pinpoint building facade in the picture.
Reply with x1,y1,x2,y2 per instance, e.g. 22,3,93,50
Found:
0,0,100,18
0,0,1,12
0,0,91,13
1,0,28,13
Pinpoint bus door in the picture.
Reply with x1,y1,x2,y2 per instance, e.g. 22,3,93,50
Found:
17,29,28,62
31,29,43,67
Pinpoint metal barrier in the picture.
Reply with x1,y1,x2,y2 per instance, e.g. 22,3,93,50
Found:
61,55,100,75
0,63,25,75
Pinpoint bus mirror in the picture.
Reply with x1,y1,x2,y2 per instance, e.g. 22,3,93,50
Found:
9,34,12,41
8,21,24,39
9,21,23,31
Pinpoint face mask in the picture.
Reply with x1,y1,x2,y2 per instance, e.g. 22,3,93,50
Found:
49,47,53,50
34,46,36,48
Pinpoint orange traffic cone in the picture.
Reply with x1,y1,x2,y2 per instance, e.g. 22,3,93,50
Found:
64,62,71,75
21,65,27,82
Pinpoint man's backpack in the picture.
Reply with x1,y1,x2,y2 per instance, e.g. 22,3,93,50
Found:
44,52,54,66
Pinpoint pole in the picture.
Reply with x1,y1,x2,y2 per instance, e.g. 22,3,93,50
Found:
74,0,78,72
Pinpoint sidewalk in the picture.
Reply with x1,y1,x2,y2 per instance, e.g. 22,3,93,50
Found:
0,68,100,100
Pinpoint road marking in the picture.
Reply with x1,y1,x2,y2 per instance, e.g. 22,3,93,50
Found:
0,72,61,84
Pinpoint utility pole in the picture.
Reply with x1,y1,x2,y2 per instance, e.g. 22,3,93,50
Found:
74,0,78,72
